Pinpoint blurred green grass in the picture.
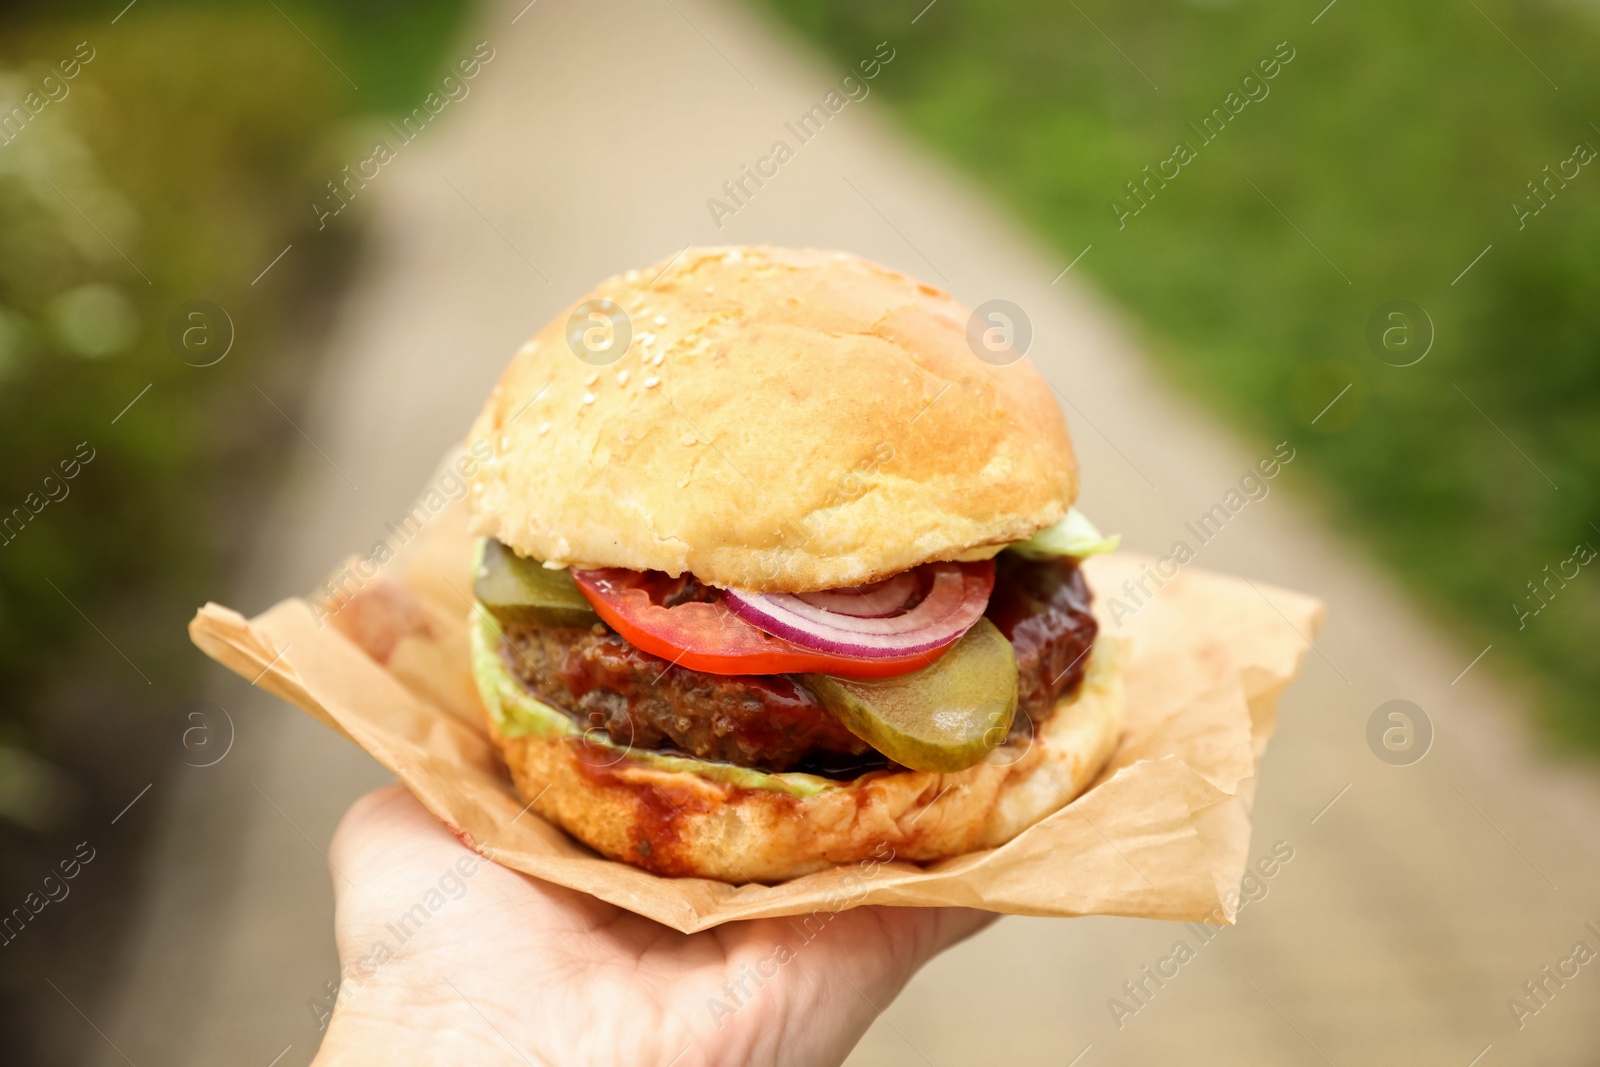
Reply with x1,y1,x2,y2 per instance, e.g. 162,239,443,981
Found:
0,0,468,1048
757,0,1600,749
0,0,469,812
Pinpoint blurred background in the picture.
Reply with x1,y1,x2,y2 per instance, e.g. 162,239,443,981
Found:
0,0,1596,1063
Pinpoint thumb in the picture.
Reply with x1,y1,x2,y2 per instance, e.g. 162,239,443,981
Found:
325,785,476,958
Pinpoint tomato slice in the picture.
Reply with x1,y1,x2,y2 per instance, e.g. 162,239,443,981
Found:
570,568,961,678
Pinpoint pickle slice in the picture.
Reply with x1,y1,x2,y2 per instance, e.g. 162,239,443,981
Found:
473,537,600,629
803,618,1018,773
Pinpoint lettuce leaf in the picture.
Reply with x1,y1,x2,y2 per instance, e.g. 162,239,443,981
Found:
1009,507,1120,560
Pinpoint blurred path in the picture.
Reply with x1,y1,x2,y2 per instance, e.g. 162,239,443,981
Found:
100,0,1600,1064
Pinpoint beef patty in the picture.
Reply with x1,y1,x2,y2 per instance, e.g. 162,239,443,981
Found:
985,553,1100,732
499,555,1098,775
502,622,881,775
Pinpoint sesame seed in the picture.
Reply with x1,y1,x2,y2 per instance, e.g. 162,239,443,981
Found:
650,351,664,366
616,370,630,385
583,372,599,386
653,315,667,327
643,375,660,388
582,392,595,405
536,422,551,435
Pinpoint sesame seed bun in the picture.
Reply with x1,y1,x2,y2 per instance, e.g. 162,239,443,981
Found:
466,246,1077,592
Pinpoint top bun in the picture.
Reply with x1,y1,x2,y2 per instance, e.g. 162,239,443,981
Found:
466,246,1076,592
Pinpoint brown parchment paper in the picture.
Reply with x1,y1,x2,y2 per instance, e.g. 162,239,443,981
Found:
189,490,1322,933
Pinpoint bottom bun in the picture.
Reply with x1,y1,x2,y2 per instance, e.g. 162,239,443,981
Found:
478,619,1125,884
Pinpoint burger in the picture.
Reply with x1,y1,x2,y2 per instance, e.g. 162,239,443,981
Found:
465,246,1123,883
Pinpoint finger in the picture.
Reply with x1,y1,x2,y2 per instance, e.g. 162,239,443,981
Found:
744,905,998,1067
328,784,624,934
329,783,456,885
865,905,999,988
326,786,458,953
921,905,999,959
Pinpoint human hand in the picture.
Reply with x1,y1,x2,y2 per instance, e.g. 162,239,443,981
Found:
313,785,994,1066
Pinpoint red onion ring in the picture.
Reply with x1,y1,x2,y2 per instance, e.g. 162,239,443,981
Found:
793,572,917,618
724,561,994,659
